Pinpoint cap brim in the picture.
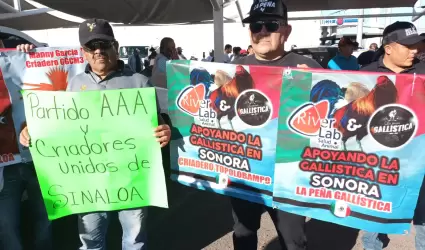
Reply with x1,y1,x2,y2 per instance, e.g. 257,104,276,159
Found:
398,35,425,46
81,34,115,45
242,14,285,23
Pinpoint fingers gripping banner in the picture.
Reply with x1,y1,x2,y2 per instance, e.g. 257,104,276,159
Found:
167,61,425,234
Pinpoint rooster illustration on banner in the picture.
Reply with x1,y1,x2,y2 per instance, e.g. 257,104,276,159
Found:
288,75,401,151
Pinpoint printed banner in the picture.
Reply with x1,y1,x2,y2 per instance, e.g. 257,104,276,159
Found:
167,61,284,206
0,47,86,167
167,61,425,234
22,88,168,219
273,69,425,234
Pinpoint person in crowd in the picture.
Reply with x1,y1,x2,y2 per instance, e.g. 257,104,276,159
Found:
358,43,379,67
240,49,248,56
148,49,157,66
18,18,171,250
327,36,359,70
0,41,53,250
128,48,142,73
209,50,215,62
145,47,156,65
232,46,242,61
361,21,425,250
247,45,254,55
153,37,178,74
230,0,322,249
202,50,214,62
177,47,187,60
224,44,233,62
141,48,157,78
150,37,179,88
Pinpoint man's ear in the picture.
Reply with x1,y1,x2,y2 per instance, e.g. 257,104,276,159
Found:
114,41,119,52
81,47,88,61
384,44,392,55
283,24,292,42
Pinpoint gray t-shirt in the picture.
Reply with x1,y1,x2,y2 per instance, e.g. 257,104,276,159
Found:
67,60,152,91
67,60,165,122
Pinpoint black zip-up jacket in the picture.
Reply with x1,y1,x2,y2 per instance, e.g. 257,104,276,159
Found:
361,56,425,74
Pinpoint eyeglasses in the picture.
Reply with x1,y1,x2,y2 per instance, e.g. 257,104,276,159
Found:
84,40,115,52
249,21,282,33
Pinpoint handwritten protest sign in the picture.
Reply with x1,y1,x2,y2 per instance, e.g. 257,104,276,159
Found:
167,61,425,234
22,88,168,219
0,47,86,167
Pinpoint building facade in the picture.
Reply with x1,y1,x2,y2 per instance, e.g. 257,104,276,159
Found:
320,6,425,48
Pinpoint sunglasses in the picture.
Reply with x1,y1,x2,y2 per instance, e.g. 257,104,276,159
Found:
84,40,115,52
249,21,282,33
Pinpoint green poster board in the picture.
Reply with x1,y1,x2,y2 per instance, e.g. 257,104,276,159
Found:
22,88,168,220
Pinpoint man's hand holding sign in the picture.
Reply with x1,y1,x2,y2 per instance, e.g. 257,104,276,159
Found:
15,33,170,221
20,121,171,148
19,88,169,219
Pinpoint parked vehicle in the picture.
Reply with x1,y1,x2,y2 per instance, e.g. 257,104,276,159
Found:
119,45,150,65
0,26,48,48
292,44,367,68
292,46,339,68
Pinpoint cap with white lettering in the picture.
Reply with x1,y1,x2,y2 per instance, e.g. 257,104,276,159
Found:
242,0,288,23
382,21,425,46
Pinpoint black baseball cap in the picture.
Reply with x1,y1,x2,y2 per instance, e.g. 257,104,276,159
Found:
79,18,115,46
242,0,288,23
382,21,425,46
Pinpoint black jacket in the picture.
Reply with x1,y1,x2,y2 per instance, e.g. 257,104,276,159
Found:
361,56,425,74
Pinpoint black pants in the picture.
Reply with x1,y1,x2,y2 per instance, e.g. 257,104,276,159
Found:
231,197,307,250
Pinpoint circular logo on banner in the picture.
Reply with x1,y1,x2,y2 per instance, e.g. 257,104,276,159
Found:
235,90,272,127
368,104,417,149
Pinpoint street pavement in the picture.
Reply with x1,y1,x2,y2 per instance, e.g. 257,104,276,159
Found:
148,182,416,250
203,213,416,250
43,181,415,250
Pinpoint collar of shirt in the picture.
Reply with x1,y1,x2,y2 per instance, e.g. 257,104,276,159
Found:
328,53,358,70
336,53,354,61
84,60,125,74
84,60,126,83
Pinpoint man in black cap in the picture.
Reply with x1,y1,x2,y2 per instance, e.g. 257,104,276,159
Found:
361,21,425,250
230,1,322,250
18,18,171,250
362,21,425,73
